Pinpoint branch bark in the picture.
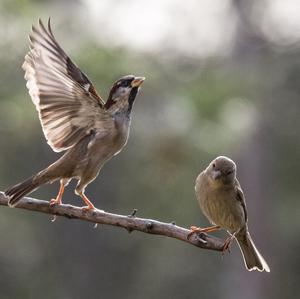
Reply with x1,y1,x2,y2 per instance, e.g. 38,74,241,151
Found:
0,192,224,251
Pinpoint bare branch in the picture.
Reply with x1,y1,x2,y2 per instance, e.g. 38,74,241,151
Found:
0,192,224,251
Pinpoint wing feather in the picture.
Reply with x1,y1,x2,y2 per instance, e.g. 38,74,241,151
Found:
22,18,112,152
235,179,248,223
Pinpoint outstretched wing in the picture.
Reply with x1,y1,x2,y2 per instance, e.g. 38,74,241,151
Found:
23,18,112,152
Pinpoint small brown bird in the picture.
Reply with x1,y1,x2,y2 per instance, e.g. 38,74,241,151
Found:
5,19,145,210
189,156,270,272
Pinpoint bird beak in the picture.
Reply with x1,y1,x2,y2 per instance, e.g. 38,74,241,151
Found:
131,77,145,88
212,170,222,180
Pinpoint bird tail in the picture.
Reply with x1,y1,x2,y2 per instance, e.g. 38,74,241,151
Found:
236,228,270,272
5,169,58,207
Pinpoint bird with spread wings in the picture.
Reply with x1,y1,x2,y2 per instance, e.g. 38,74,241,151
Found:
5,19,145,210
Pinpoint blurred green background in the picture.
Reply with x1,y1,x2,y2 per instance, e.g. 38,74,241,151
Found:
0,0,299,298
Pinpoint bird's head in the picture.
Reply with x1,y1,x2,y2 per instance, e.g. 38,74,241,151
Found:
207,156,236,185
105,75,145,114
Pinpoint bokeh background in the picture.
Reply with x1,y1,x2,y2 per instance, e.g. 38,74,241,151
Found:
0,0,299,298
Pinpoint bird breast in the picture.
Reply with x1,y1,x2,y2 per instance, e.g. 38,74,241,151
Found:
92,114,130,157
112,113,131,153
196,177,245,234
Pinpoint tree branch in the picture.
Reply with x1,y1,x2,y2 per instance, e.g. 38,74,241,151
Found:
0,192,224,251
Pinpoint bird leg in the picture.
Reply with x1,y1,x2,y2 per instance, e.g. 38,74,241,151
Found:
49,181,65,206
187,225,220,239
77,191,96,211
222,233,236,254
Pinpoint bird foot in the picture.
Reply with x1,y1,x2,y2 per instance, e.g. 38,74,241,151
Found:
81,205,104,213
187,225,220,240
187,226,207,239
221,236,234,255
49,198,61,207
81,205,95,212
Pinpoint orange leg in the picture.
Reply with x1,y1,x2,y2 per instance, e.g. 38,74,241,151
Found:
222,234,236,254
77,191,95,211
187,225,220,239
49,181,65,206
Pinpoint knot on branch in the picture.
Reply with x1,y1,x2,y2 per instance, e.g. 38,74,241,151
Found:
146,221,154,231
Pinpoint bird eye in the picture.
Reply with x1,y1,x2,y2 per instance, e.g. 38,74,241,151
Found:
212,163,216,168
120,79,131,88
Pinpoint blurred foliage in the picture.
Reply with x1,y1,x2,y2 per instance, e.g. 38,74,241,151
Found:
0,0,300,299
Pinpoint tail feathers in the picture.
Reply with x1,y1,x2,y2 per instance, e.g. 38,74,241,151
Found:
5,175,41,207
236,230,270,273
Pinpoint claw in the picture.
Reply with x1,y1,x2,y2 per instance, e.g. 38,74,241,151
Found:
49,181,65,206
81,205,95,212
221,235,235,255
49,198,61,206
187,226,204,239
187,225,220,240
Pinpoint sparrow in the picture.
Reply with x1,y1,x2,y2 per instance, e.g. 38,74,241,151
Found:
189,156,270,272
5,19,145,210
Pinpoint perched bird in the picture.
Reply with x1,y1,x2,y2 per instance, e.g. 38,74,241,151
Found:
5,19,145,210
189,156,270,272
